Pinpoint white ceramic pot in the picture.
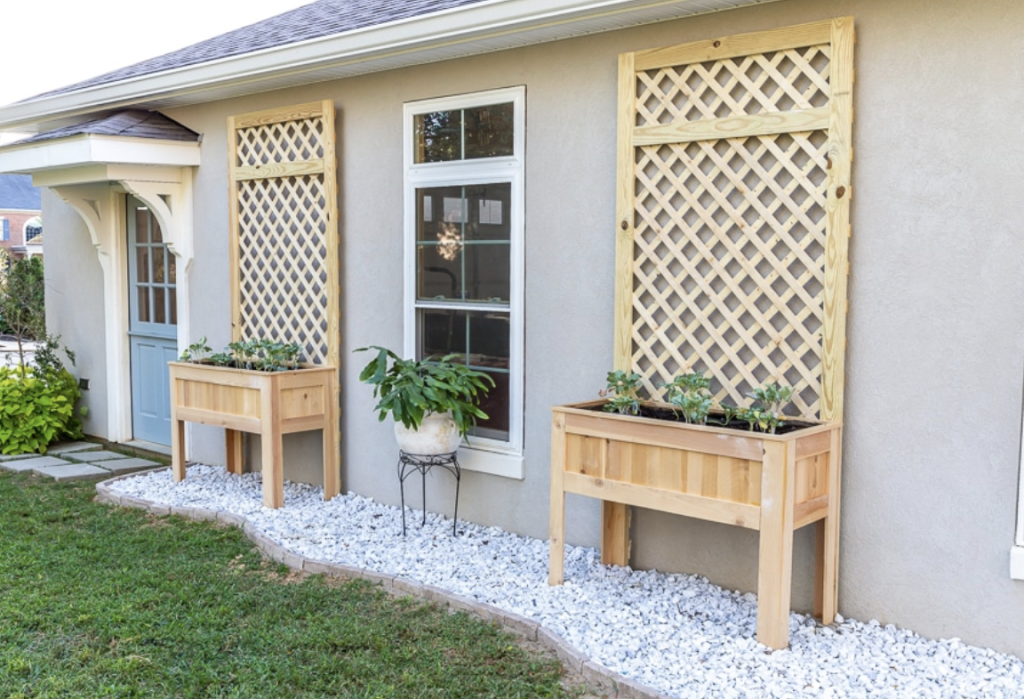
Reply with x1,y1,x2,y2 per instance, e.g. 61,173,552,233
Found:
394,411,462,455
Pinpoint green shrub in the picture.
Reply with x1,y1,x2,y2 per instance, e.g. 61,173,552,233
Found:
0,366,84,455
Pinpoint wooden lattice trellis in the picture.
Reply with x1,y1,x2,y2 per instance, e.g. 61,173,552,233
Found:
227,100,340,468
614,19,853,421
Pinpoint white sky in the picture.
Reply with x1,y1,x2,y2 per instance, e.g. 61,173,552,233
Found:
0,0,313,140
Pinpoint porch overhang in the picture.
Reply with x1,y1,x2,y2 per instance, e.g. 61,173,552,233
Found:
0,134,200,184
0,0,780,133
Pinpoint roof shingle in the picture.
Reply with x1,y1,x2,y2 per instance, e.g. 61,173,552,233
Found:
12,111,200,145
0,175,41,211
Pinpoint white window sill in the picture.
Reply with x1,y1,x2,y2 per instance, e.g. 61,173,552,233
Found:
457,446,524,480
1011,546,1024,580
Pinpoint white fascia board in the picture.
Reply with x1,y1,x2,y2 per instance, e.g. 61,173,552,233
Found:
0,0,775,131
0,135,200,175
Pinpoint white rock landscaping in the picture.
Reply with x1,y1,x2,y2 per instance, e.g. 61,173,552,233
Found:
106,465,1024,699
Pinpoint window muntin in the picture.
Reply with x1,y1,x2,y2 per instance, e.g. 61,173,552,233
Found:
405,87,524,455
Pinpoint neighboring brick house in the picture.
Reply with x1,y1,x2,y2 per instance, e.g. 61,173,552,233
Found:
0,174,42,260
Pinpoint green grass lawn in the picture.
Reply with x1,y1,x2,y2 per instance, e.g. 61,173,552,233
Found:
0,471,574,698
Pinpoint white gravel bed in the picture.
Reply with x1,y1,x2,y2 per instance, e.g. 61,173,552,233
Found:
109,465,1024,699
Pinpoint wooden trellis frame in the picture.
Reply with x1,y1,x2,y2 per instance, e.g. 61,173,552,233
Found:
227,100,341,494
600,17,853,621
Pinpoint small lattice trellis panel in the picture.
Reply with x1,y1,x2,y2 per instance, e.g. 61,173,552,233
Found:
227,101,339,369
614,19,853,420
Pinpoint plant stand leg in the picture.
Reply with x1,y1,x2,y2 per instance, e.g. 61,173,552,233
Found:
549,414,567,585
322,376,340,501
815,428,843,624
225,429,243,475
757,441,795,650
260,388,284,509
171,417,186,482
601,502,631,567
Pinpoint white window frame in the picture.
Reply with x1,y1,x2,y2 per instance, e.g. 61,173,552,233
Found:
403,86,526,480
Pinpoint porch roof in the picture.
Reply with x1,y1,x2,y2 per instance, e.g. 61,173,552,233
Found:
0,0,779,133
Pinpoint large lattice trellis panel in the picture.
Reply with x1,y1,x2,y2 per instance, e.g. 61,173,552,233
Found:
228,101,339,369
614,19,853,420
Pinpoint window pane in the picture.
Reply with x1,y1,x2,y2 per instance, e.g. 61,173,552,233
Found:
464,102,514,159
152,247,165,284
417,309,511,442
414,109,462,163
135,208,149,243
417,242,510,303
150,215,163,243
470,370,510,442
168,249,176,284
418,185,510,242
153,288,166,324
170,288,177,325
137,287,150,323
136,247,149,283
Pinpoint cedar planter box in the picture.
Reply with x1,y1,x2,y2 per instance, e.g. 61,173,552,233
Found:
548,399,842,650
169,361,339,509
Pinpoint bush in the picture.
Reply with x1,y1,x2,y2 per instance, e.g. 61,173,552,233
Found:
0,366,84,455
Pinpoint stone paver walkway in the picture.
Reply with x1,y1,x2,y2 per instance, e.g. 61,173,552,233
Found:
0,442,163,482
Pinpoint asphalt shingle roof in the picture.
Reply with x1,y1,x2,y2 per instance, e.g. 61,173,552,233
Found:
12,111,200,145
0,175,41,211
30,0,492,101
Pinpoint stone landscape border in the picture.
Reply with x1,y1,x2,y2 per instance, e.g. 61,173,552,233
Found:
94,470,669,699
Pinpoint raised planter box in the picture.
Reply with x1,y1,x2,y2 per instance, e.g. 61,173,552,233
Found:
548,399,842,650
169,361,339,508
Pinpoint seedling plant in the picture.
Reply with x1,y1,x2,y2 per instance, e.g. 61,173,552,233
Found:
600,370,642,416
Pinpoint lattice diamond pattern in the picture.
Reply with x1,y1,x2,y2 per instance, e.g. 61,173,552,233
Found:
236,118,326,166
632,131,828,417
635,45,831,126
236,173,330,365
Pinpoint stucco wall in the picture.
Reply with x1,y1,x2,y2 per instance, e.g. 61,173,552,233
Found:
40,189,107,437
35,0,1024,656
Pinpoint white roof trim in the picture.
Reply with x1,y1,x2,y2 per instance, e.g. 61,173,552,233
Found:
0,134,201,175
0,0,778,131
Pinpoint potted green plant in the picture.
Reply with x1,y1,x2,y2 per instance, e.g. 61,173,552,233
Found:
355,346,493,455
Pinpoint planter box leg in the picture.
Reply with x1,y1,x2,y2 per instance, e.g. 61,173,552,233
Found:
549,414,567,585
601,502,631,567
171,418,186,482
757,441,795,650
225,429,243,475
261,387,284,509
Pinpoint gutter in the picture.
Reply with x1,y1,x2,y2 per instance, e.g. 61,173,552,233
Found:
0,0,776,132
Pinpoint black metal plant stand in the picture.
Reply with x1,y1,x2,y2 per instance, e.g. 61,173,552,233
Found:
397,451,461,536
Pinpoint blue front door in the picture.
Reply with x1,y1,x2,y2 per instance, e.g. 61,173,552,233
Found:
127,197,177,445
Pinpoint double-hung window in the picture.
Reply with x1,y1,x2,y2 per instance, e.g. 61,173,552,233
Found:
403,87,525,478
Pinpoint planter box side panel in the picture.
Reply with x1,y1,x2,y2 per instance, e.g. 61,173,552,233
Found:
178,378,262,421
278,383,327,421
564,433,763,507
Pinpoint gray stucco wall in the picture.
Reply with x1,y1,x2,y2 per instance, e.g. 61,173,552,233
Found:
41,188,107,437
40,0,1024,657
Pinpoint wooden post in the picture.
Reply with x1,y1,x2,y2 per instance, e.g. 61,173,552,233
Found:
601,503,631,567
170,387,186,482
816,426,842,623
549,413,568,585
225,429,243,475
260,378,284,509
322,371,340,500
757,440,795,649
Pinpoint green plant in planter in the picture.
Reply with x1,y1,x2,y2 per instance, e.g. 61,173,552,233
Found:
600,370,642,416
180,337,303,372
662,372,712,425
722,382,795,434
355,346,493,436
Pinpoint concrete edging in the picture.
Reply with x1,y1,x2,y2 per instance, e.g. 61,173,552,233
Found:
94,471,667,699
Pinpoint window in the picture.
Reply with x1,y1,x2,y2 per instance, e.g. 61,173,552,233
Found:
1,218,8,241
24,217,41,244
404,87,525,473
